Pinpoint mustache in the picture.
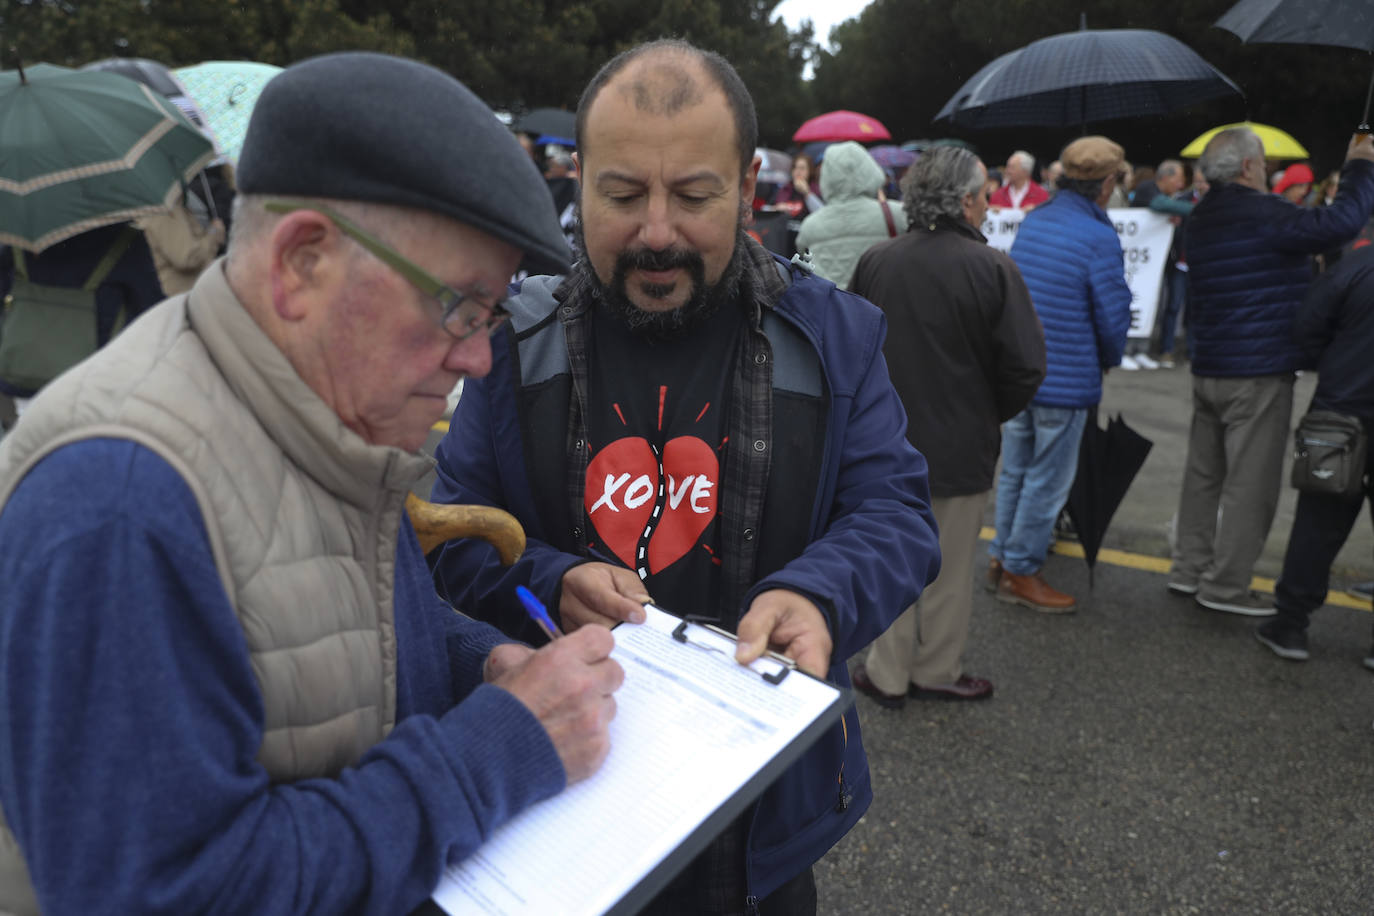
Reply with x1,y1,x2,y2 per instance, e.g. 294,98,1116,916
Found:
615,246,703,275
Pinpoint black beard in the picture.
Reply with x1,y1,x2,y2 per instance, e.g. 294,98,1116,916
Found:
573,211,746,341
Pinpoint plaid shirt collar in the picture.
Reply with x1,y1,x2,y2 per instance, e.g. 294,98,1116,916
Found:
554,236,788,622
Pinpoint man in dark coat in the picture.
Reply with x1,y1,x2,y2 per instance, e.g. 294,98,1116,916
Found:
849,146,1046,705
1169,127,1374,616
1256,247,1374,666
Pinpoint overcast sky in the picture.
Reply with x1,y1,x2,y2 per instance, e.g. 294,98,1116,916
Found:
773,0,874,50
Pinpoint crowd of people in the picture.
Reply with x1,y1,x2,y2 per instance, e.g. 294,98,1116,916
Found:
0,37,1371,916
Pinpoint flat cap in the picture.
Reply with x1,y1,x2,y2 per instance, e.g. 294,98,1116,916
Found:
1060,136,1125,181
237,52,570,275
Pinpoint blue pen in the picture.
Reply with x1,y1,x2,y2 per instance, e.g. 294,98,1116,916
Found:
516,585,565,640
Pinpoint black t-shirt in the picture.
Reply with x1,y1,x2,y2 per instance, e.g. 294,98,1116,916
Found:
584,303,743,620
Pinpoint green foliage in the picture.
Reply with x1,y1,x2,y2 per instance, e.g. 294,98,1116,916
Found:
4,0,1360,175
0,0,813,146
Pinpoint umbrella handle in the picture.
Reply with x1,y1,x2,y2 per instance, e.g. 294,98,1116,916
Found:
1362,66,1373,129
197,172,219,222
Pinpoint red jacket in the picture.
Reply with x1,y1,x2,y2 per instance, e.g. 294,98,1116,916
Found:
990,180,1049,210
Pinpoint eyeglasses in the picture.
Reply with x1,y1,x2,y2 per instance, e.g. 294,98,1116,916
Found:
263,200,509,341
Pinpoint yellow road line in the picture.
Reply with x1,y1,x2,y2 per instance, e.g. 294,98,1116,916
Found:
977,526,1371,612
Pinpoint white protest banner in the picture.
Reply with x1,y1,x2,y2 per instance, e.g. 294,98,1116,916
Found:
980,206,1175,338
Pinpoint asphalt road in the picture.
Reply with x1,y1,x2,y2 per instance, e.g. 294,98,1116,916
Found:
421,360,1374,914
816,362,1374,914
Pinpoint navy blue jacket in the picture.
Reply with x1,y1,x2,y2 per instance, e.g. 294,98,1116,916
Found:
1295,246,1374,419
1008,189,1132,408
429,256,939,901
1186,159,1374,377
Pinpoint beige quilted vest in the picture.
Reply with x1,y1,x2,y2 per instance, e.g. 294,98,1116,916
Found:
0,263,432,913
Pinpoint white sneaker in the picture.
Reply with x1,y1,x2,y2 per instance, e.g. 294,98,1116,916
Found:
1118,354,1140,370
1134,354,1160,370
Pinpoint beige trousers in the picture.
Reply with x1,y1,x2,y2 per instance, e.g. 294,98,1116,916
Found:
866,491,989,692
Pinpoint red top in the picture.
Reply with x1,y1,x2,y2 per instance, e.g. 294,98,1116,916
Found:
990,180,1050,210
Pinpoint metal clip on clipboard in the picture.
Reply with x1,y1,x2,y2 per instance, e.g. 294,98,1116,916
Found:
668,613,796,685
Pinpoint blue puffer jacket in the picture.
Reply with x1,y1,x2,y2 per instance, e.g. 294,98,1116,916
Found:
1186,159,1374,377
1008,190,1132,407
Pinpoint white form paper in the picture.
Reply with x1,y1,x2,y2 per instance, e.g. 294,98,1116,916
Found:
431,604,843,916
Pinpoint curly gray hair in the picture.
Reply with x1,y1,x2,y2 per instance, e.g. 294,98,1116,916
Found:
901,146,986,230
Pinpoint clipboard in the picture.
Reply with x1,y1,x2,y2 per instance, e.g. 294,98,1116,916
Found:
430,603,852,916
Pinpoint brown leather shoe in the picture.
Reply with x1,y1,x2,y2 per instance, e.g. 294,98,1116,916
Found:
984,558,1003,593
997,570,1076,613
851,663,905,709
910,674,994,701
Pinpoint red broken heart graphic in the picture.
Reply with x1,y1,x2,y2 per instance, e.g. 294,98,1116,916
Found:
585,435,719,573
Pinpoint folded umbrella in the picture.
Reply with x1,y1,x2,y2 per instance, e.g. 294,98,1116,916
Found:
0,63,216,253
1064,411,1153,588
1180,121,1309,159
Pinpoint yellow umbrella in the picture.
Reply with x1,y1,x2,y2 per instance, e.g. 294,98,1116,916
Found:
1180,121,1309,159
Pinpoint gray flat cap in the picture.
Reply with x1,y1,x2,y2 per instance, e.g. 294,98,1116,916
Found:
237,51,570,275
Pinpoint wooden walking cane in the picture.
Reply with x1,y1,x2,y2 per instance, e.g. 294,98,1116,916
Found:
404,492,526,565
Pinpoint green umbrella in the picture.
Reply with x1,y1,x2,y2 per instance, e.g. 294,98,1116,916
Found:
173,61,284,165
0,63,215,253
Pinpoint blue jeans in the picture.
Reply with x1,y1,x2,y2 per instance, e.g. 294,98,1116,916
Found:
1156,265,1186,356
991,405,1089,576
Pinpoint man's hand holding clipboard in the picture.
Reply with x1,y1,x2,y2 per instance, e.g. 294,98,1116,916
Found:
555,560,833,679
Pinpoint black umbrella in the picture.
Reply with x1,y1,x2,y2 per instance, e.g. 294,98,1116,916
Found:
515,107,576,143
934,28,1243,130
1064,410,1153,587
1216,0,1374,128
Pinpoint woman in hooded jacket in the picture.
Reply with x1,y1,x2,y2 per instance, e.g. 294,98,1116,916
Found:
796,141,899,289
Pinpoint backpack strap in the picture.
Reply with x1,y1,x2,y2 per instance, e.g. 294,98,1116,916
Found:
82,227,137,292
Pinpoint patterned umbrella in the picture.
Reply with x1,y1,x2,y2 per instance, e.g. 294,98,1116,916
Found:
173,61,284,164
934,29,1242,129
0,63,215,252
793,110,891,143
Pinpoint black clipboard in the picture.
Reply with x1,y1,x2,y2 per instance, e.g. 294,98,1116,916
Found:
430,604,853,916
604,609,853,916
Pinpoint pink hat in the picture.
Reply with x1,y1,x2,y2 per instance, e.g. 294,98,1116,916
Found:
1274,163,1315,197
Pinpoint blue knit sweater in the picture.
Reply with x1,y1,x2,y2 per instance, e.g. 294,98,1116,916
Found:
0,439,563,914
1008,190,1132,408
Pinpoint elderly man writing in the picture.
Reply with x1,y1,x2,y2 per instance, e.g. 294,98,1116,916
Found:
0,53,622,914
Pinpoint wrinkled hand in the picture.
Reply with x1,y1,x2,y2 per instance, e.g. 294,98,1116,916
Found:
734,589,833,679
1346,132,1374,164
560,562,650,631
484,642,534,683
492,626,624,784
